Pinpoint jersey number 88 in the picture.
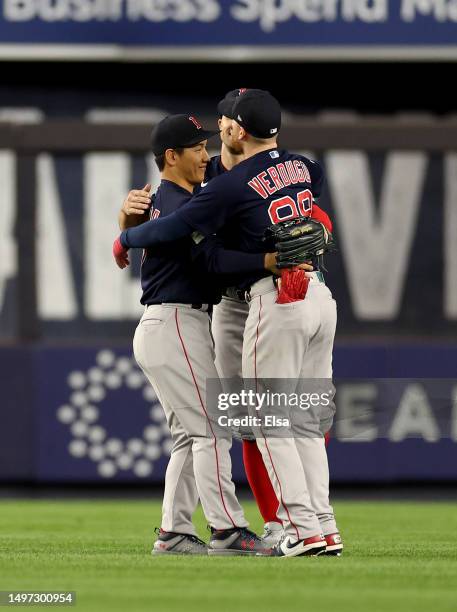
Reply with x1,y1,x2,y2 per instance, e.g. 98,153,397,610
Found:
268,189,313,224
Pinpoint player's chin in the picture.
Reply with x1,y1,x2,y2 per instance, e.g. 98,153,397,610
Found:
196,167,207,182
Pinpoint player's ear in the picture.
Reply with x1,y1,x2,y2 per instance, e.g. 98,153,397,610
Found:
164,149,177,167
238,126,247,142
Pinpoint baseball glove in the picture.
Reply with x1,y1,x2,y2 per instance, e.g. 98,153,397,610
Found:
266,217,335,269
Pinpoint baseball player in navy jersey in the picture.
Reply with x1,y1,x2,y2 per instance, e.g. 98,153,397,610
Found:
208,91,335,550
115,90,343,558
116,113,282,556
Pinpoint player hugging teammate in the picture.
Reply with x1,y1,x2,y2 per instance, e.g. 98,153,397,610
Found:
114,89,343,558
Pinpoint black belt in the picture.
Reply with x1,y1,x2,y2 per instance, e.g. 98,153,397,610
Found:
146,302,211,312
223,286,247,301
192,303,213,313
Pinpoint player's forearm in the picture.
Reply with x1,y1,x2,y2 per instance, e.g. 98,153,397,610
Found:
120,213,192,249
190,234,266,275
119,209,148,230
196,246,265,276
119,183,152,230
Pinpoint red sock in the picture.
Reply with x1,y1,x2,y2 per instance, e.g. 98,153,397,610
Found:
242,439,281,524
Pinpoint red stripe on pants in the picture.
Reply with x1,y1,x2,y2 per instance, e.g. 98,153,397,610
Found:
175,308,236,528
253,296,300,540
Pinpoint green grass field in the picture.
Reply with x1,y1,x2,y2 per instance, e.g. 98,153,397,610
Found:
1,499,456,612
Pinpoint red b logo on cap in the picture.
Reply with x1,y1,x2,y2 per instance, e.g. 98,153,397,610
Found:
189,116,202,129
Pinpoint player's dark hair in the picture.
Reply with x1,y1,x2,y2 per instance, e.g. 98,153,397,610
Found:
155,154,165,171
155,147,185,171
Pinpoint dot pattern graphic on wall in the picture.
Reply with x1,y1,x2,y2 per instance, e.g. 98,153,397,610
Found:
57,350,171,478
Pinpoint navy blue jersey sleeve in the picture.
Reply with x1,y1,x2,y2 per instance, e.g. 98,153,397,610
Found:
178,176,234,236
191,235,265,276
309,159,325,199
120,211,193,249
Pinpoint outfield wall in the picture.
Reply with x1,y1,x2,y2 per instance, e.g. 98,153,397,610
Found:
1,344,456,484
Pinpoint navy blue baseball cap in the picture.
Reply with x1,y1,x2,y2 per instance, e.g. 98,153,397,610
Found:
217,88,248,119
231,89,281,139
151,114,219,156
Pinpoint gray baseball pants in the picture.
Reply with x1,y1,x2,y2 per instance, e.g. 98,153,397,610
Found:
212,295,248,380
241,274,338,540
133,303,248,533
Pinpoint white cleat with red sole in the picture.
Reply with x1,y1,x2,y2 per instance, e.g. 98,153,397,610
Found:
267,533,327,558
323,532,343,556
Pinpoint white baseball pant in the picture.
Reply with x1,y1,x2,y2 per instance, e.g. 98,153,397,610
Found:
133,303,248,532
242,273,338,540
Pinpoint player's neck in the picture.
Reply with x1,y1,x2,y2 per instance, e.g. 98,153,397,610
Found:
243,140,278,159
161,170,194,194
220,147,244,171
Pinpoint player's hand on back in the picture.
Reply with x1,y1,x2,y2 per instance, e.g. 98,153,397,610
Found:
264,252,313,277
123,183,152,216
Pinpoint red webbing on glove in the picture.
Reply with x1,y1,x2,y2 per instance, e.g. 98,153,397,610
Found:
276,269,310,304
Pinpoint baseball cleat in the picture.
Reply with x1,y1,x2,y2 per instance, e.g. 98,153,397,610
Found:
322,532,343,556
208,527,271,556
260,521,285,547
267,533,327,558
152,528,208,555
